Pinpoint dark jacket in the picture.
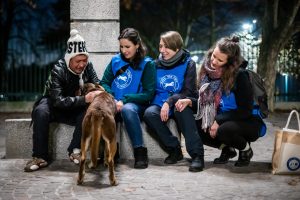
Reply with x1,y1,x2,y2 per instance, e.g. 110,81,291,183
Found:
43,59,99,109
190,69,262,124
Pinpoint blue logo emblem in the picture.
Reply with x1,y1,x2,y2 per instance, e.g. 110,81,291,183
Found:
160,75,179,92
287,157,300,171
114,70,132,89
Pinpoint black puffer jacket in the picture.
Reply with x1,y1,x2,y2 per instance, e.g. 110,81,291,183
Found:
43,59,99,109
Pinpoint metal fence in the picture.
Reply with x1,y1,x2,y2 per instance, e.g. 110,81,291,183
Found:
0,41,66,101
1,35,299,102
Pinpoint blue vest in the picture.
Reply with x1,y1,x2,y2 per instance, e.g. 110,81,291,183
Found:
219,92,267,137
111,54,152,101
152,58,189,107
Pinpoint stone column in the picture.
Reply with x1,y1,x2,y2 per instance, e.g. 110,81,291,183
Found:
70,0,119,79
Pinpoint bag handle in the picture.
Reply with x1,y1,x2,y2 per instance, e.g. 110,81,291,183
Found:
284,110,300,132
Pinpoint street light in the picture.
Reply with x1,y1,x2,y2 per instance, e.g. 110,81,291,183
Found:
239,20,259,71
242,23,253,32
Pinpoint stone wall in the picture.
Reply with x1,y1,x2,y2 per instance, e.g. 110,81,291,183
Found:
70,0,119,79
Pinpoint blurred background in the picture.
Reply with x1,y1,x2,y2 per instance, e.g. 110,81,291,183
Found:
0,0,300,111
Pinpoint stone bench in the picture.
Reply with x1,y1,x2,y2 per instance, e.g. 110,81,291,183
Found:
5,118,180,160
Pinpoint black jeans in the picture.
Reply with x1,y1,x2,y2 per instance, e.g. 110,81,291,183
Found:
143,105,181,151
198,117,262,150
174,107,204,158
31,97,86,161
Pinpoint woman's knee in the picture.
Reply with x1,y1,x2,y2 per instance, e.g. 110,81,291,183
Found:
121,103,139,118
144,106,160,120
174,107,193,120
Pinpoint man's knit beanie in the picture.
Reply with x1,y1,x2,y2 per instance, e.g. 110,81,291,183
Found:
64,29,89,73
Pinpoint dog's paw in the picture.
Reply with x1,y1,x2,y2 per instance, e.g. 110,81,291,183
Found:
77,179,83,185
110,179,118,186
87,161,96,169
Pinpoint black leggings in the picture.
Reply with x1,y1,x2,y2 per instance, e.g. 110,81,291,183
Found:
198,117,263,150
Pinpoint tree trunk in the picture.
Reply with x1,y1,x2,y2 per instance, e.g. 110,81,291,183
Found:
257,0,300,112
258,43,278,112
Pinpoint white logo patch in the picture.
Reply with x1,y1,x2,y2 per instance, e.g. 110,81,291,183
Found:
160,75,179,92
114,70,132,89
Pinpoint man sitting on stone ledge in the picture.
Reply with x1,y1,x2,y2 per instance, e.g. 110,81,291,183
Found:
24,29,100,172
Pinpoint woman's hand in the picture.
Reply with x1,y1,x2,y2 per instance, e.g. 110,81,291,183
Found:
175,99,192,112
160,102,170,122
116,100,124,112
209,120,219,139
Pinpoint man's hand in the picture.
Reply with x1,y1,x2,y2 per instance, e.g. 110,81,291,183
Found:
116,100,124,112
85,90,102,103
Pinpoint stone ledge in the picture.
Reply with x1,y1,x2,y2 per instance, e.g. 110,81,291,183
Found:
5,119,180,160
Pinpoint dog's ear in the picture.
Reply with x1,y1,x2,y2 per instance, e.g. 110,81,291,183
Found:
95,83,105,91
82,83,96,95
98,85,105,91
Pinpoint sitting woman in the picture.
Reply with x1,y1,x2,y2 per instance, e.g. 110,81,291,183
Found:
100,28,156,169
144,31,204,172
175,35,266,167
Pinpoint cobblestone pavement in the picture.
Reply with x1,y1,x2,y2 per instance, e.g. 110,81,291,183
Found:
0,112,300,200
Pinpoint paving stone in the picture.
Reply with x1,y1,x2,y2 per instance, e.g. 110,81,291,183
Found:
1,113,300,199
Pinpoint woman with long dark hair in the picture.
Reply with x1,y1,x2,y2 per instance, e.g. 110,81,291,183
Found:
100,28,156,169
175,35,266,168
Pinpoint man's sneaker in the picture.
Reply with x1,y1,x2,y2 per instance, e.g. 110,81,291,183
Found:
24,157,48,172
213,146,237,164
69,148,81,164
70,153,81,164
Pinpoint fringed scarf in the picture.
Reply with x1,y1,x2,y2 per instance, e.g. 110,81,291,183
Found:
195,59,223,131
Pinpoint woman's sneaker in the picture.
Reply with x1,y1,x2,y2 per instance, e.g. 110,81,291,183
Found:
24,157,48,172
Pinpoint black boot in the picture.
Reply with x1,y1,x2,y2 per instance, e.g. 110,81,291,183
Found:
189,155,204,172
134,147,148,169
164,146,183,164
213,146,237,164
235,147,253,167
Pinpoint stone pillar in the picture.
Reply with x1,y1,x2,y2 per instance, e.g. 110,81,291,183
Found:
70,0,119,79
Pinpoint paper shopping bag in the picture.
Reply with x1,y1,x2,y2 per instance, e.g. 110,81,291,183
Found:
272,110,300,175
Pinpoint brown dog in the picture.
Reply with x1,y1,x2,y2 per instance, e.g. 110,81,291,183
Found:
77,83,117,186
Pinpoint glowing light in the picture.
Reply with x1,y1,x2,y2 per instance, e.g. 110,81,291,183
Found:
242,23,252,30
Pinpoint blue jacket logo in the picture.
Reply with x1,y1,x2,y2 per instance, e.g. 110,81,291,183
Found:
114,70,132,89
160,75,179,92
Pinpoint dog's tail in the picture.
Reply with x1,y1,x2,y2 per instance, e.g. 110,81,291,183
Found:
90,114,103,167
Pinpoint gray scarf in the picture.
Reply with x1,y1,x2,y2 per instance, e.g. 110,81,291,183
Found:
157,49,185,68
